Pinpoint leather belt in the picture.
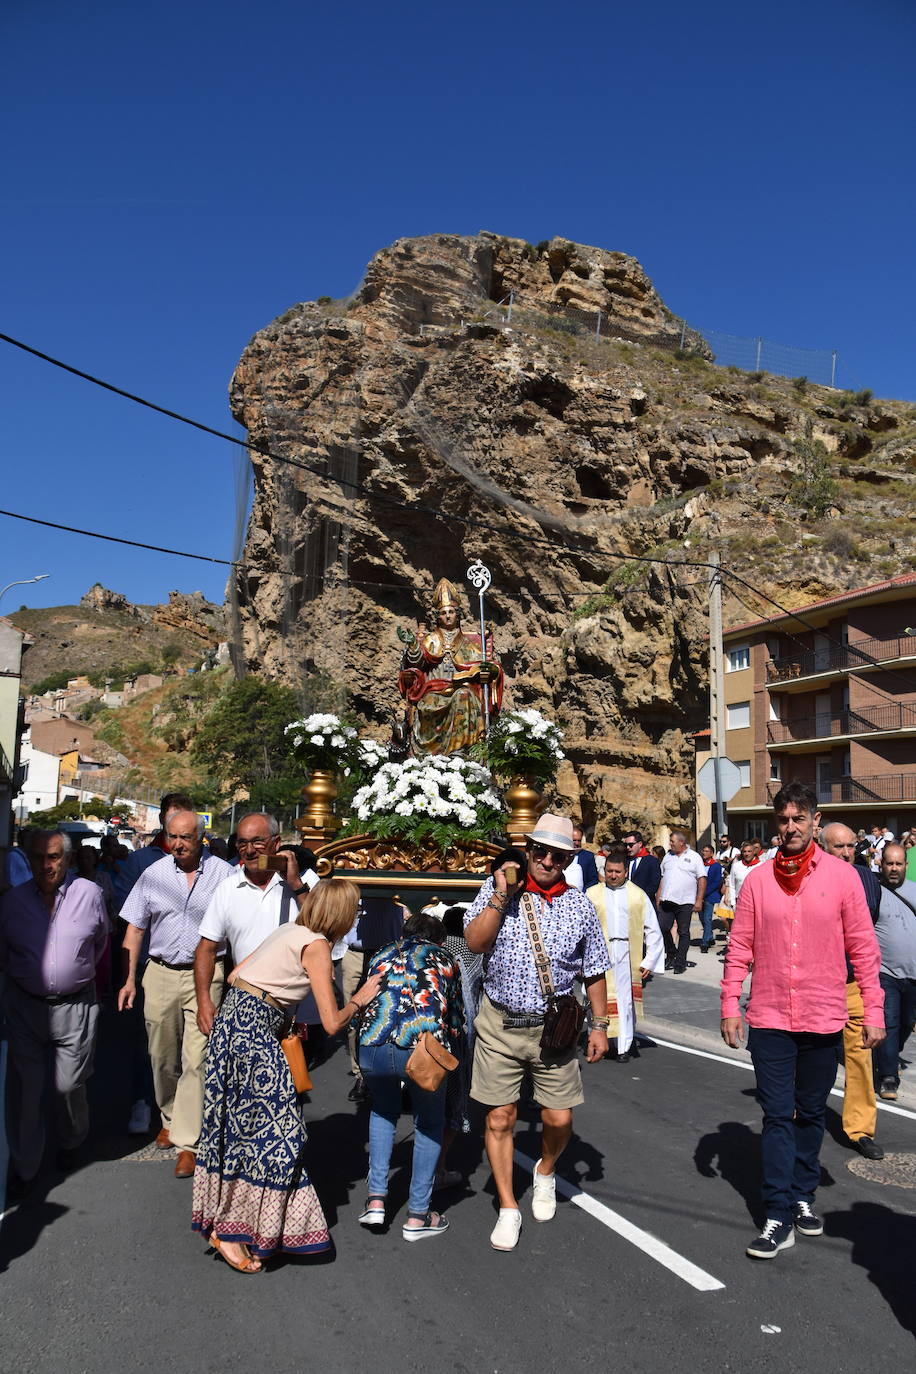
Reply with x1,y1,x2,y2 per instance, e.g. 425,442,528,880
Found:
149,955,224,972
488,995,545,1029
232,976,286,1012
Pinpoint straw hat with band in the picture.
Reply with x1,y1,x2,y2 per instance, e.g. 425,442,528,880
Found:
524,814,575,853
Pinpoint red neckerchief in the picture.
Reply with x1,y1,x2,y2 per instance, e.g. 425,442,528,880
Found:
634,846,649,858
746,855,760,867
773,841,815,895
524,874,569,904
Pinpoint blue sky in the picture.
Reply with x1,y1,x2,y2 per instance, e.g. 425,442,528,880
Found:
2,0,913,611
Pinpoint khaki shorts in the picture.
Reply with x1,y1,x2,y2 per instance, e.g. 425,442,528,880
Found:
471,994,584,1110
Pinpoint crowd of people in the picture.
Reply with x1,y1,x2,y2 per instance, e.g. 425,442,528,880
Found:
1,783,914,1270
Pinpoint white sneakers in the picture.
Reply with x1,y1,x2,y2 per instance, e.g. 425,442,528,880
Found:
490,1208,523,1250
531,1159,557,1222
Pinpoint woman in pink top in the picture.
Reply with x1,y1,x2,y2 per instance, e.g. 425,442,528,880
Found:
191,879,381,1274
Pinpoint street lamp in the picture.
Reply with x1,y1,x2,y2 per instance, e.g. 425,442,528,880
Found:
0,573,50,608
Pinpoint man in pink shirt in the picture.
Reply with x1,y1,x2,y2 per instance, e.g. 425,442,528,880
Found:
721,782,884,1260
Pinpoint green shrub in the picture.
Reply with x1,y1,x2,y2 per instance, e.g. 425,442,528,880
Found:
792,376,808,393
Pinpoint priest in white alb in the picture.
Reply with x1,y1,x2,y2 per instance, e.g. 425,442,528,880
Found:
587,843,665,1061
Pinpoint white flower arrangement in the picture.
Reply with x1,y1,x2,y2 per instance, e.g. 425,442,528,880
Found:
285,713,357,770
478,707,565,784
347,754,506,849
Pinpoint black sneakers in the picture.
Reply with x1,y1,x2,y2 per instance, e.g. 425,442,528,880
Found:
792,1201,823,1236
879,1079,898,1101
854,1135,884,1160
746,1218,795,1259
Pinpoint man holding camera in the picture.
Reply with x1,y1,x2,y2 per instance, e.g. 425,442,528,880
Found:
464,815,610,1252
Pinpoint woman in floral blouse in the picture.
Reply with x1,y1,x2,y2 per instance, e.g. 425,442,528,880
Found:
357,911,465,1241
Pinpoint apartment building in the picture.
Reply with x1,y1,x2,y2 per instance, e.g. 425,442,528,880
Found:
710,573,916,841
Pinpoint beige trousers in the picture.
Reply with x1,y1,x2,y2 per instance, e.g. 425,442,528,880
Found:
842,979,877,1142
142,960,223,1152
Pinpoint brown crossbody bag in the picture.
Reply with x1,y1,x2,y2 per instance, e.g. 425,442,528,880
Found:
519,893,585,1053
400,945,459,1092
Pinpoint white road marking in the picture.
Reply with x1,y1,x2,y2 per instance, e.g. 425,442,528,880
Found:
649,1035,916,1121
514,1148,726,1292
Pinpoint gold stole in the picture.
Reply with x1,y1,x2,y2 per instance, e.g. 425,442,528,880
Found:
587,882,645,1035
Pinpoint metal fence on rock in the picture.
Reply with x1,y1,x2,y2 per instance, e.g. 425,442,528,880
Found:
466,294,838,388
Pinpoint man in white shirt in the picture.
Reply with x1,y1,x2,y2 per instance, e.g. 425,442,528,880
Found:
193,812,318,1036
587,845,664,1061
715,834,740,871
658,830,706,975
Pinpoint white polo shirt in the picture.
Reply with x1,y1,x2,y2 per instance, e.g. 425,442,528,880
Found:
659,847,706,905
198,869,304,963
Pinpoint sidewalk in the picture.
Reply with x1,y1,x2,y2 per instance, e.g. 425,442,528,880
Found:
638,918,916,1113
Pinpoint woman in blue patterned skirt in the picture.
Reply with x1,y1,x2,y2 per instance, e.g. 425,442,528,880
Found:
192,880,381,1273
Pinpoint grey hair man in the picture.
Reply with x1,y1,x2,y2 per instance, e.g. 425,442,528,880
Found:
118,810,232,1177
658,829,706,974
194,812,318,1036
874,844,916,1102
0,829,109,1195
820,822,883,1160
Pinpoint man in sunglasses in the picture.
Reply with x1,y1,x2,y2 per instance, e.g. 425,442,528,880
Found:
464,815,610,1252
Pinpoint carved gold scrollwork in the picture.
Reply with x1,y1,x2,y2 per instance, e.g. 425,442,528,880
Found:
315,833,500,875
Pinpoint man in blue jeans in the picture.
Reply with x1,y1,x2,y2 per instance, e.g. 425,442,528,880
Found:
874,844,916,1102
721,782,884,1260
699,844,723,953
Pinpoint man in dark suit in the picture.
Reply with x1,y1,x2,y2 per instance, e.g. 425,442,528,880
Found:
567,824,600,890
623,832,661,909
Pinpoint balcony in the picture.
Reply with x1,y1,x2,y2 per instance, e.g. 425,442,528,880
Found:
768,700,916,748
766,634,916,687
768,774,916,806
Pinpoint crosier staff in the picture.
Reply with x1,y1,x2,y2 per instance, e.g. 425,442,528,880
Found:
467,558,493,734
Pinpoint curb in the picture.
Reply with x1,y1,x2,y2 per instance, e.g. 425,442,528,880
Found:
637,1015,916,1112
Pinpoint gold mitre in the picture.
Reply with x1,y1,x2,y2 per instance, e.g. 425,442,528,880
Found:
431,578,462,612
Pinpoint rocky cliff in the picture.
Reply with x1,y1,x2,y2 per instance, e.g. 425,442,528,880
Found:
228,232,916,837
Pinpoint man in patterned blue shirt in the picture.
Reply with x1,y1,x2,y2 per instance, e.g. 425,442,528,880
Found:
465,814,610,1251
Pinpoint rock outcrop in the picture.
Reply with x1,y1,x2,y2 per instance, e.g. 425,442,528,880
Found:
80,585,146,619
228,232,916,837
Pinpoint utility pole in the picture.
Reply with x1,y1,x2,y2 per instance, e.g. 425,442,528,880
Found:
708,552,727,837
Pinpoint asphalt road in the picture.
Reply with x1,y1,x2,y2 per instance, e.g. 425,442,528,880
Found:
2,999,915,1373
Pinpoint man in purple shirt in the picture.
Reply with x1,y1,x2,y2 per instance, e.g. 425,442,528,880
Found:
118,810,231,1177
0,829,109,1197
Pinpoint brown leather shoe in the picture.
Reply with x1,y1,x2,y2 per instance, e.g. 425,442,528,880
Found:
174,1150,196,1178
155,1128,172,1149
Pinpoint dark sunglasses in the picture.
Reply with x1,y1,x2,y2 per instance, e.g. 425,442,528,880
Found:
530,842,572,865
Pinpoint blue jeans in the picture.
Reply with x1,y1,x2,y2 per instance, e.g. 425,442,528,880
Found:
359,1042,446,1216
700,898,718,946
748,1026,842,1223
874,972,916,1087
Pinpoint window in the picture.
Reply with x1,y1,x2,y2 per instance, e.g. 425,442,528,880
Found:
736,760,751,787
768,698,781,722
726,701,750,730
727,645,750,672
770,757,782,781
746,819,768,841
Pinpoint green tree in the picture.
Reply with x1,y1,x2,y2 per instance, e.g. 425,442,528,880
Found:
28,795,117,826
191,677,300,795
788,437,840,519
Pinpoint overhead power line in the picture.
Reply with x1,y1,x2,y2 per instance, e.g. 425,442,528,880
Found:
2,330,911,691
